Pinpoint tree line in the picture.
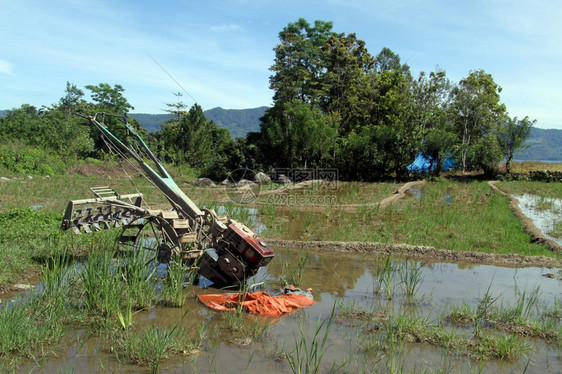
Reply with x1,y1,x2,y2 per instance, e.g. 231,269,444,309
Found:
0,18,533,179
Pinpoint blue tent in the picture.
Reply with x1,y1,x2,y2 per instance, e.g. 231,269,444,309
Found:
407,153,456,173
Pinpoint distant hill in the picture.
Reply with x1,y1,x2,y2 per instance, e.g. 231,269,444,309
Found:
515,127,562,161
203,106,267,138
129,106,267,138
129,113,172,133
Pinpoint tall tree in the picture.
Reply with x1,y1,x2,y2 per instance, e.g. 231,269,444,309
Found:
58,81,87,119
497,116,534,174
322,32,374,136
85,83,134,113
152,104,235,179
365,48,419,178
413,69,456,175
164,92,188,121
451,70,506,172
269,18,335,106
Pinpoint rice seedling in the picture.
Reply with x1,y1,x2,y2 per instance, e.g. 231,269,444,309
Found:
543,297,562,319
161,259,194,308
532,196,555,212
548,218,562,238
380,256,394,300
398,259,425,300
284,305,346,374
120,244,157,311
281,249,309,287
474,282,500,338
80,251,127,328
39,250,74,311
445,302,473,325
469,333,531,361
496,285,541,323
0,300,64,361
114,325,193,374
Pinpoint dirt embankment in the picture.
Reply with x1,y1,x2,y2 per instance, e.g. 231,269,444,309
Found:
265,239,562,269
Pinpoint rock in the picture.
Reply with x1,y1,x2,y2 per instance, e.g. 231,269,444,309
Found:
237,179,256,187
27,175,33,180
192,178,215,187
253,172,272,184
13,284,34,291
274,174,292,184
0,177,10,181
221,178,229,186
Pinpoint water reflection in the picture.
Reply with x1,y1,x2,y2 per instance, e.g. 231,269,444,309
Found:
514,194,562,245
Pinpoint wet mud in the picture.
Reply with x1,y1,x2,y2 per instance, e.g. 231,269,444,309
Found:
265,238,562,268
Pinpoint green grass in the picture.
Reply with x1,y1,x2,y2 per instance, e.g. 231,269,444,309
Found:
497,180,562,199
0,208,119,290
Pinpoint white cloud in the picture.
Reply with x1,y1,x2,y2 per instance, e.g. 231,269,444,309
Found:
210,24,241,32
0,60,14,75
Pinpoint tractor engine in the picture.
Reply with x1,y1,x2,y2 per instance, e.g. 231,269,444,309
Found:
198,221,274,287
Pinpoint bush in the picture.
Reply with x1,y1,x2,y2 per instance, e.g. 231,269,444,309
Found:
0,142,66,176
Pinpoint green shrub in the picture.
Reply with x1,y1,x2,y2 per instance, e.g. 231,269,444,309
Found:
0,142,66,176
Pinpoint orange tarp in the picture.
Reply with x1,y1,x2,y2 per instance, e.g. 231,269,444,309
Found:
198,291,315,317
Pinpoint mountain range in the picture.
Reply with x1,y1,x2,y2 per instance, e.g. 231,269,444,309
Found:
130,106,268,138
1,107,561,161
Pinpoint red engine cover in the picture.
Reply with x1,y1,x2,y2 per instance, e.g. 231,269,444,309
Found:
227,221,275,267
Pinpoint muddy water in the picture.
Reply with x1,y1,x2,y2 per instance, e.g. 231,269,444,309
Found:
514,194,562,245
19,248,561,373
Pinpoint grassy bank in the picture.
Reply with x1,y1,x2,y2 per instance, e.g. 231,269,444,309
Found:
259,179,561,258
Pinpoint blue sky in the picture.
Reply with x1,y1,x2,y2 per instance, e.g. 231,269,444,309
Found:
1,0,561,129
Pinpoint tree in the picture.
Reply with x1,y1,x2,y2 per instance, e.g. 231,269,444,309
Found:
498,116,534,174
269,18,335,106
364,49,419,178
321,32,374,136
421,128,457,176
451,70,506,172
413,69,456,176
83,83,143,155
58,81,86,119
164,92,188,121
85,83,134,113
412,69,451,136
0,103,94,170
152,104,236,179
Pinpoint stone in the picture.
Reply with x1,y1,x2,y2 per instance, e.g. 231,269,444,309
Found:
253,172,272,184
237,179,256,187
13,284,34,291
275,174,292,184
192,178,215,187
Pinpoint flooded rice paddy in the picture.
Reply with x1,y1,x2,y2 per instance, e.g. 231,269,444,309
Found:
515,194,562,246
3,181,561,373
14,247,562,373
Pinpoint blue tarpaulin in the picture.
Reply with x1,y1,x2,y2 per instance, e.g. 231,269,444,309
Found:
407,153,456,173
